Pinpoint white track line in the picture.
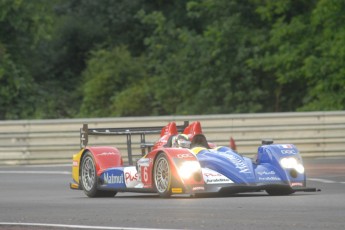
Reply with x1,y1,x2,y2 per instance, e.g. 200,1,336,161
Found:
308,178,345,184
23,164,72,167
0,164,71,169
0,222,181,230
0,170,71,175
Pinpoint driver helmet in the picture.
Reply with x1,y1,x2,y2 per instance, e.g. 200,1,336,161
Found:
172,134,191,148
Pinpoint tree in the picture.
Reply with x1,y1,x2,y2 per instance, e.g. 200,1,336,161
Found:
79,46,152,117
0,43,35,119
249,0,345,111
0,0,53,119
299,0,345,110
1,0,344,119
140,0,267,114
30,0,157,118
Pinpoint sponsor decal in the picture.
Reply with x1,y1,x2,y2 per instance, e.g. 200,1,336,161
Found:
103,172,124,184
220,153,251,173
72,160,78,167
258,176,281,181
281,149,296,155
137,158,150,167
124,167,141,188
98,152,117,156
125,171,138,182
257,170,276,176
172,188,183,193
192,186,205,191
101,169,126,188
157,137,168,145
206,178,231,184
291,182,303,187
202,168,233,184
177,153,194,158
280,144,293,149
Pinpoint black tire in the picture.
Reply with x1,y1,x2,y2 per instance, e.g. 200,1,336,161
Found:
266,188,294,196
154,153,172,198
80,151,117,198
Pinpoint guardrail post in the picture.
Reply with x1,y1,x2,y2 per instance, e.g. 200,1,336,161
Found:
126,133,133,165
80,124,88,149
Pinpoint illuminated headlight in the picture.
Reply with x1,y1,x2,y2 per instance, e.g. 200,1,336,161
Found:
178,161,201,180
280,157,305,174
295,164,305,174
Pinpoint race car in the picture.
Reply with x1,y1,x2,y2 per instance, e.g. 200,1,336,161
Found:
70,121,317,198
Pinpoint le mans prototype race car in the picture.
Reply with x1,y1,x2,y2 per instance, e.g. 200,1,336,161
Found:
70,121,317,198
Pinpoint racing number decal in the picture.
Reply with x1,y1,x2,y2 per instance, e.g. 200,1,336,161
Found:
141,166,152,185
143,167,148,182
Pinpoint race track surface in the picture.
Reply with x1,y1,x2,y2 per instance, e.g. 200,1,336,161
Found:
0,157,344,230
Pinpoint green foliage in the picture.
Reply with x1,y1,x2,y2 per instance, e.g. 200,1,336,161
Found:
1,0,344,119
139,1,267,114
0,0,54,119
113,79,156,116
79,46,151,117
0,43,35,119
299,0,345,111
250,0,345,111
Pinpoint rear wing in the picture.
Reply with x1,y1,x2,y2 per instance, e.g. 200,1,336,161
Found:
80,121,189,165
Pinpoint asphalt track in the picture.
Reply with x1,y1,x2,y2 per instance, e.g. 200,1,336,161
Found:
0,157,344,230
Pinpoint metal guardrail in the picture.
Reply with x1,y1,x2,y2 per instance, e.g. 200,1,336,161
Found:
0,111,344,165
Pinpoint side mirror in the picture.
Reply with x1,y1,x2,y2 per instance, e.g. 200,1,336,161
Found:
261,139,274,145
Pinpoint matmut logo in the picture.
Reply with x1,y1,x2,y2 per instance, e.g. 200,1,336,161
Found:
103,173,124,184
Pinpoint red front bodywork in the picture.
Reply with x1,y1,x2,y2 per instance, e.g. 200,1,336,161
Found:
85,146,123,176
77,121,207,193
143,121,206,191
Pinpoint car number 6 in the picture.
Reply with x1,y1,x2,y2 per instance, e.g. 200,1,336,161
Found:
143,167,148,182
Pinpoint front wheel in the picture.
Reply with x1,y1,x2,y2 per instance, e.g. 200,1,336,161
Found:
154,153,172,198
80,151,117,198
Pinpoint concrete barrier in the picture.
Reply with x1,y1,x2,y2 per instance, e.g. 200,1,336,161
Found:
0,111,344,165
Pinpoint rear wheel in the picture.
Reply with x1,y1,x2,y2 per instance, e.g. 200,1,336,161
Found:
80,151,117,197
154,153,172,198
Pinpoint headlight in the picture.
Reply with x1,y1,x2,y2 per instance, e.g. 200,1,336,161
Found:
295,164,305,174
178,161,201,180
280,157,305,174
280,157,298,168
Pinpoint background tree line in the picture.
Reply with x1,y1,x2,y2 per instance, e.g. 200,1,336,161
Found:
1,0,344,119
